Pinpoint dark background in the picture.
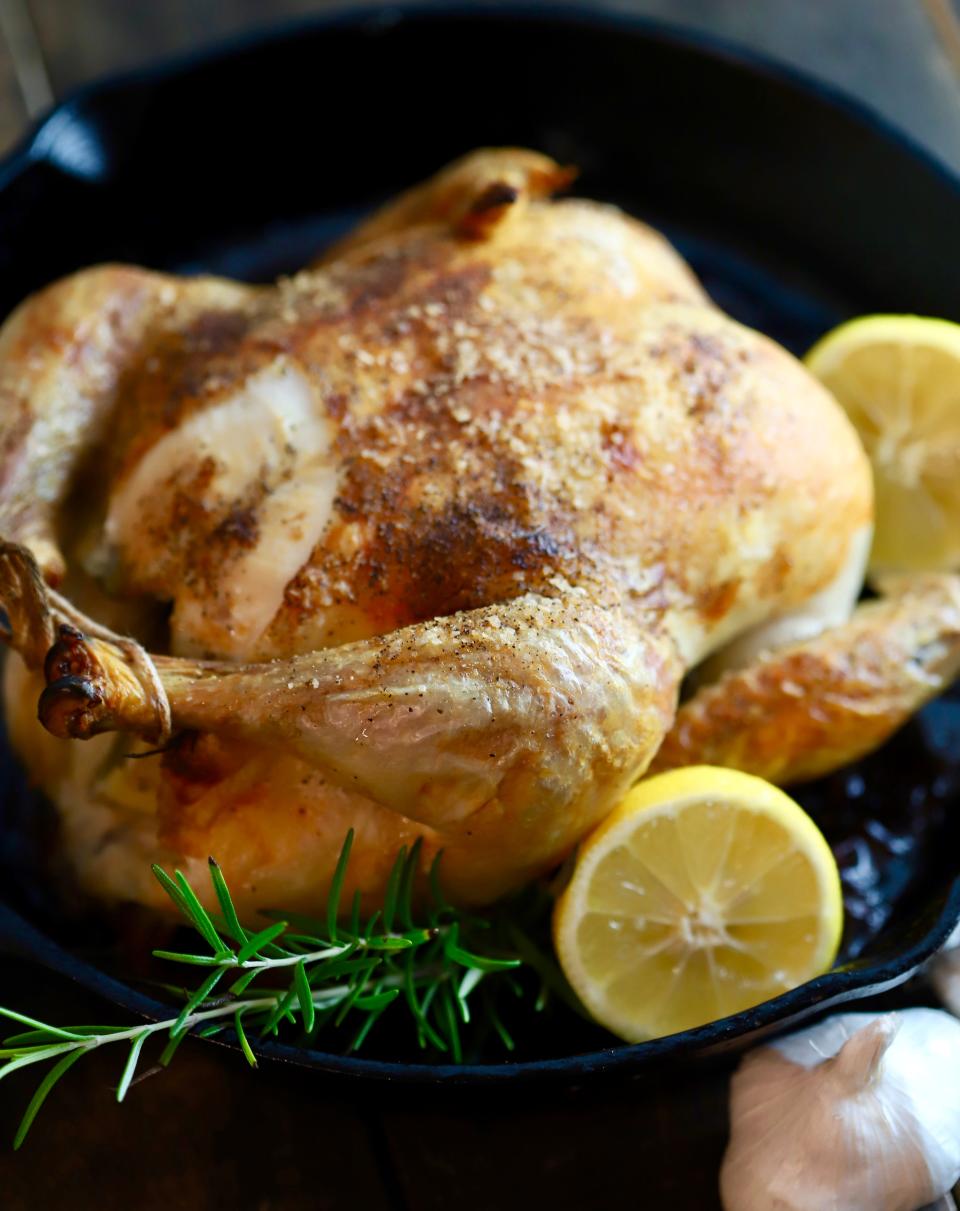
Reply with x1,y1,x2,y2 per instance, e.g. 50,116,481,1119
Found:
0,2,958,1208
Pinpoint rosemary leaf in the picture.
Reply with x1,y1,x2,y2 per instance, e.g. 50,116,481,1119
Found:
403,959,446,1052
172,968,225,1037
14,1049,86,1150
4,1025,129,1045
151,950,223,967
0,1045,80,1082
0,1008,87,1042
259,985,299,1039
364,935,415,952
158,1031,187,1069
150,864,193,922
439,984,462,1063
457,967,484,1023
229,968,261,997
504,922,589,1019
235,921,289,965
0,833,549,1148
485,996,516,1052
443,922,521,973
352,989,400,1013
398,838,422,931
234,1009,257,1069
208,858,248,944
305,951,365,987
349,1003,389,1052
0,1045,71,1058
293,961,315,1034
152,865,226,956
327,829,354,943
115,1033,149,1103
333,960,377,1027
173,871,232,957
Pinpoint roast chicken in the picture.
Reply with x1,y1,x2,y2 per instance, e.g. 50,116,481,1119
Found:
1,149,959,916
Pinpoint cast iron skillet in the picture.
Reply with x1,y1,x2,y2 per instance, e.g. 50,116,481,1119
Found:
1,3,960,1086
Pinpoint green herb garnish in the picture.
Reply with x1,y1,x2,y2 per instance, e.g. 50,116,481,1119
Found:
0,833,567,1148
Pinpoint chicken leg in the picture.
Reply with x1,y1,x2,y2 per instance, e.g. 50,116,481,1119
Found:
2,541,681,899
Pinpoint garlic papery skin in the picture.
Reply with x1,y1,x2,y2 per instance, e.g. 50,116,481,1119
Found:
931,946,960,1018
720,1009,960,1211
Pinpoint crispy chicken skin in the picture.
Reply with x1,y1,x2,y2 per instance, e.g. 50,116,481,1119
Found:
652,576,960,784
0,147,942,917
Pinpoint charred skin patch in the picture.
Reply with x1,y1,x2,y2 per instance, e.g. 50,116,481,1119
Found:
39,624,107,737
367,503,575,624
43,623,98,682
321,365,586,629
36,624,128,740
38,675,105,739
213,507,259,549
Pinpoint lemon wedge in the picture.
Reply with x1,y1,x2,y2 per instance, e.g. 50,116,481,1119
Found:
805,315,960,573
552,767,842,1042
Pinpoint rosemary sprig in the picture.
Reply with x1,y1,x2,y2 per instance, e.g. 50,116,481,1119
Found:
0,833,565,1148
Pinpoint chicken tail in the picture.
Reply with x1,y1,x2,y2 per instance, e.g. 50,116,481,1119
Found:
324,147,577,258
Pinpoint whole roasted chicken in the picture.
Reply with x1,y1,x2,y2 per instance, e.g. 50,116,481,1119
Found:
1,149,958,916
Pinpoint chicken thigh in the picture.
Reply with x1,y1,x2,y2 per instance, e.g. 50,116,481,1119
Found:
0,149,954,916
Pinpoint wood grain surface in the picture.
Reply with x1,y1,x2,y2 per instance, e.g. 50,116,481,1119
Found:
2,0,960,167
0,3,957,1209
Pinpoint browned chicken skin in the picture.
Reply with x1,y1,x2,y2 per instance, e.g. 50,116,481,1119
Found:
0,148,952,916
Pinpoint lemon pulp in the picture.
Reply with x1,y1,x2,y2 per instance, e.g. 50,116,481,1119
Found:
553,767,842,1042
805,314,960,573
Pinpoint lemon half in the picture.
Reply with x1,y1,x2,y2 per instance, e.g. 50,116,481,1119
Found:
553,767,842,1042
806,315,960,573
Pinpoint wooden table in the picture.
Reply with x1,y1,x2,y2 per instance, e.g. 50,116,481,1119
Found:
0,3,958,1208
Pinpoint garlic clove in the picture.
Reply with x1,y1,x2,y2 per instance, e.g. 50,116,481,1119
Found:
932,946,960,1018
827,1014,898,1091
720,1009,960,1211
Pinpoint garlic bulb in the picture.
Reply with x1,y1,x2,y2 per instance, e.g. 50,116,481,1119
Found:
931,938,960,1020
720,1009,960,1211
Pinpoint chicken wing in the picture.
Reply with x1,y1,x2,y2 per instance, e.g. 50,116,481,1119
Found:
651,575,960,784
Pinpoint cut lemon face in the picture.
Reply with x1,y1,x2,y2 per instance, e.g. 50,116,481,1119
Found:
805,315,960,573
553,767,842,1042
